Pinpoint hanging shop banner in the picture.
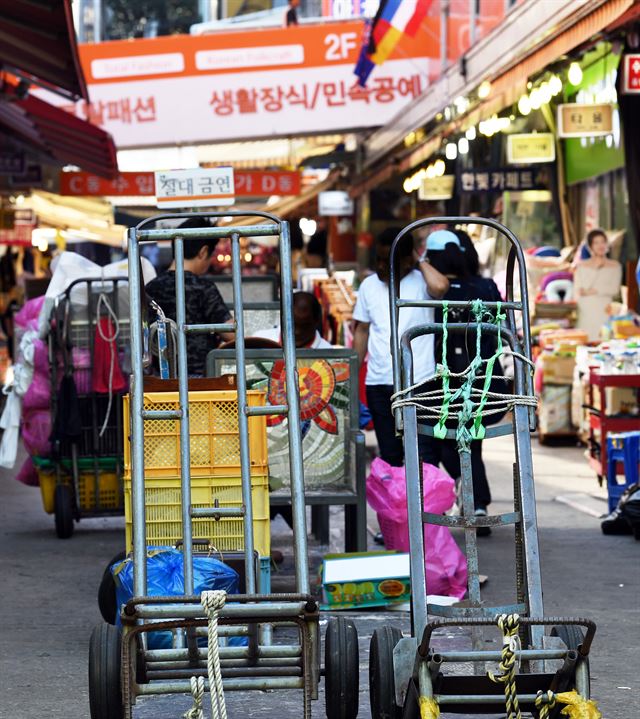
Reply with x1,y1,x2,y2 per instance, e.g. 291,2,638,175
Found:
418,174,455,200
621,53,640,94
556,103,614,138
60,170,301,197
318,190,354,216
154,167,235,208
458,167,551,194
506,133,555,164
34,21,431,148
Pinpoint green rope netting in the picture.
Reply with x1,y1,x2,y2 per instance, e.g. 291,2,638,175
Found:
433,299,506,451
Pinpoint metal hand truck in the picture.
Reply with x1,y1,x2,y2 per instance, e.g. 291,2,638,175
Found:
43,277,129,538
88,212,360,719
369,217,597,719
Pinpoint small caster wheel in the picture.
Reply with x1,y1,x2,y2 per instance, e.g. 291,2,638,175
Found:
370,626,403,719
89,622,124,719
325,615,359,718
54,483,74,539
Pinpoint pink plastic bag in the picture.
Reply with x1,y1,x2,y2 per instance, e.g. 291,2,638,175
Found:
16,456,40,487
366,457,468,599
22,408,52,456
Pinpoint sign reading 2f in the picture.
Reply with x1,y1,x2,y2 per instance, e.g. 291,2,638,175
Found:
324,32,359,61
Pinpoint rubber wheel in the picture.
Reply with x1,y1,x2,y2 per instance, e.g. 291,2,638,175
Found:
550,625,590,692
370,626,403,719
54,483,74,539
89,622,124,719
325,616,359,718
98,551,127,625
547,624,590,718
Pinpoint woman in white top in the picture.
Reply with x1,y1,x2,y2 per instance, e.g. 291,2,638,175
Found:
353,227,449,467
574,229,621,342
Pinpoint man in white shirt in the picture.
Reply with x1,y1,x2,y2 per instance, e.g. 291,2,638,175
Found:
353,227,449,466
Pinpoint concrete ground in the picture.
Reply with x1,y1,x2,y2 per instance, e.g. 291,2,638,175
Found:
0,434,638,718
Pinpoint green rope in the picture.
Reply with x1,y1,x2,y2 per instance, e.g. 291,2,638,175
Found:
433,299,505,451
470,300,505,440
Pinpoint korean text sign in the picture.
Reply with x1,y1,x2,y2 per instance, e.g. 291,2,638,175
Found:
59,170,301,197
457,167,551,194
154,168,234,208
39,21,431,148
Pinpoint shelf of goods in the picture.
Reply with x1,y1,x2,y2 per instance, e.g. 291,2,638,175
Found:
587,369,640,479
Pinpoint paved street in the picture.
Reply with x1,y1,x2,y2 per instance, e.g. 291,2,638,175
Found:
1,436,638,718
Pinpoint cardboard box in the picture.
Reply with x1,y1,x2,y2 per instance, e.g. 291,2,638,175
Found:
542,354,576,385
321,552,411,610
607,387,639,415
539,385,573,434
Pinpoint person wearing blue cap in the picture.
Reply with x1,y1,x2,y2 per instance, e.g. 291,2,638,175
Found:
353,227,449,469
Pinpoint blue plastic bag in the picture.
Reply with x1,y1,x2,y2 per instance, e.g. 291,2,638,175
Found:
112,547,240,649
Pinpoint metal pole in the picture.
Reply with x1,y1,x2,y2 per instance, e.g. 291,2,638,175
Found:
279,221,310,593
173,236,194,595
92,0,102,42
128,229,147,597
440,0,450,73
230,232,257,595
199,0,211,23
469,0,477,45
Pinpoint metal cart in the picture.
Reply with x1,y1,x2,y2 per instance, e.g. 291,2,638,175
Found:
43,277,129,538
88,212,360,719
369,217,597,718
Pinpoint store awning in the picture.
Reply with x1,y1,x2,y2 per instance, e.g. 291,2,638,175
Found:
219,171,340,226
25,190,127,247
0,0,87,101
0,76,118,178
363,0,634,172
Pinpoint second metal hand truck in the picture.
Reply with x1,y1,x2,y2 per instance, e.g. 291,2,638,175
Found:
88,212,360,719
369,217,598,719
44,277,129,538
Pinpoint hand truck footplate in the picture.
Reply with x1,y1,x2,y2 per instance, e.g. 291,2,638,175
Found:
397,616,596,714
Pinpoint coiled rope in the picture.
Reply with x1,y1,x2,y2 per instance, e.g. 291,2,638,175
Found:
487,613,523,719
184,590,227,719
184,676,206,719
535,689,602,719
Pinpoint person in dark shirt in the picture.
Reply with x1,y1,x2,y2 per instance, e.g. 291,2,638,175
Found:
284,0,299,26
145,218,233,376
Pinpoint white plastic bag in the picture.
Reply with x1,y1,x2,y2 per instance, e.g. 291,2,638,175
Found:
38,252,157,337
0,390,21,469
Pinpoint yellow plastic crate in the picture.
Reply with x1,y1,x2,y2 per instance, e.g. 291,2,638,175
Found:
123,390,268,478
39,470,121,514
124,473,270,556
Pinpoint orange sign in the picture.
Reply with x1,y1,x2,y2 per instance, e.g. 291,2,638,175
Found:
59,170,301,197
38,21,432,147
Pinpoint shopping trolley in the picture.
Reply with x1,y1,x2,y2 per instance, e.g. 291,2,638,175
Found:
88,212,359,719
369,217,598,719
41,277,129,538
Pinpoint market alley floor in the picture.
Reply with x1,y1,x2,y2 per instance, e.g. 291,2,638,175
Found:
1,436,637,719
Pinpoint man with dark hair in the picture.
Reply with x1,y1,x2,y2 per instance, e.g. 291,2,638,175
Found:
145,217,233,376
353,227,449,467
253,291,331,349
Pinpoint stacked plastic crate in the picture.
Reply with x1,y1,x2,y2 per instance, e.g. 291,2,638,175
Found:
123,389,270,589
